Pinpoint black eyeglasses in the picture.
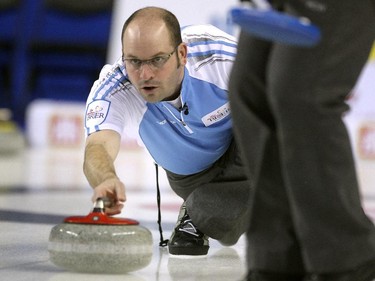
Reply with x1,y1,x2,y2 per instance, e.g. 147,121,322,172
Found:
122,47,178,71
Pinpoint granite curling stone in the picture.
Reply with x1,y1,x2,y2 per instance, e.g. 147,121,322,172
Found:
48,198,153,274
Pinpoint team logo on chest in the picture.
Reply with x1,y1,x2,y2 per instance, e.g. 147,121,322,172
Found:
202,102,231,127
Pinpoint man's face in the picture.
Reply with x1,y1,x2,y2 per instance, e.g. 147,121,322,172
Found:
122,20,187,103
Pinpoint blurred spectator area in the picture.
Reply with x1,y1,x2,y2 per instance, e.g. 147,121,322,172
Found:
0,0,114,127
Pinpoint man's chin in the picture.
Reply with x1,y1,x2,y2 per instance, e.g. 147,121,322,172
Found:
142,94,161,103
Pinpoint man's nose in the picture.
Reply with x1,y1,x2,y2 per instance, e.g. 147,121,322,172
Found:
139,62,155,79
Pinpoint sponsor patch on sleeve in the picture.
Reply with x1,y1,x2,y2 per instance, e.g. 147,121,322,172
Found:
201,102,231,127
85,100,110,128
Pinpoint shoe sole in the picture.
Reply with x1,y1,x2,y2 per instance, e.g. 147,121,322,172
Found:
168,253,207,259
168,245,209,256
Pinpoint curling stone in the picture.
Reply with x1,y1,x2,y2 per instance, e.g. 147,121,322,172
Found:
48,198,153,274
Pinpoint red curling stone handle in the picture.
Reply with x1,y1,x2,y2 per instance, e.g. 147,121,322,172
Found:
63,212,139,225
63,197,140,225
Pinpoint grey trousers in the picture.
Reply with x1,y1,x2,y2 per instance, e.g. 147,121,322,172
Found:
229,0,375,274
165,139,253,245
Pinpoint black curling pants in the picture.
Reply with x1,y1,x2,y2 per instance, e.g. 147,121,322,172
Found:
229,0,375,273
166,139,253,245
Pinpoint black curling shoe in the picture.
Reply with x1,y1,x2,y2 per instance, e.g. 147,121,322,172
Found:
168,204,209,256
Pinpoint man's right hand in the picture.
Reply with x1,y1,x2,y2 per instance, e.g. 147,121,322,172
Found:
92,177,126,215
